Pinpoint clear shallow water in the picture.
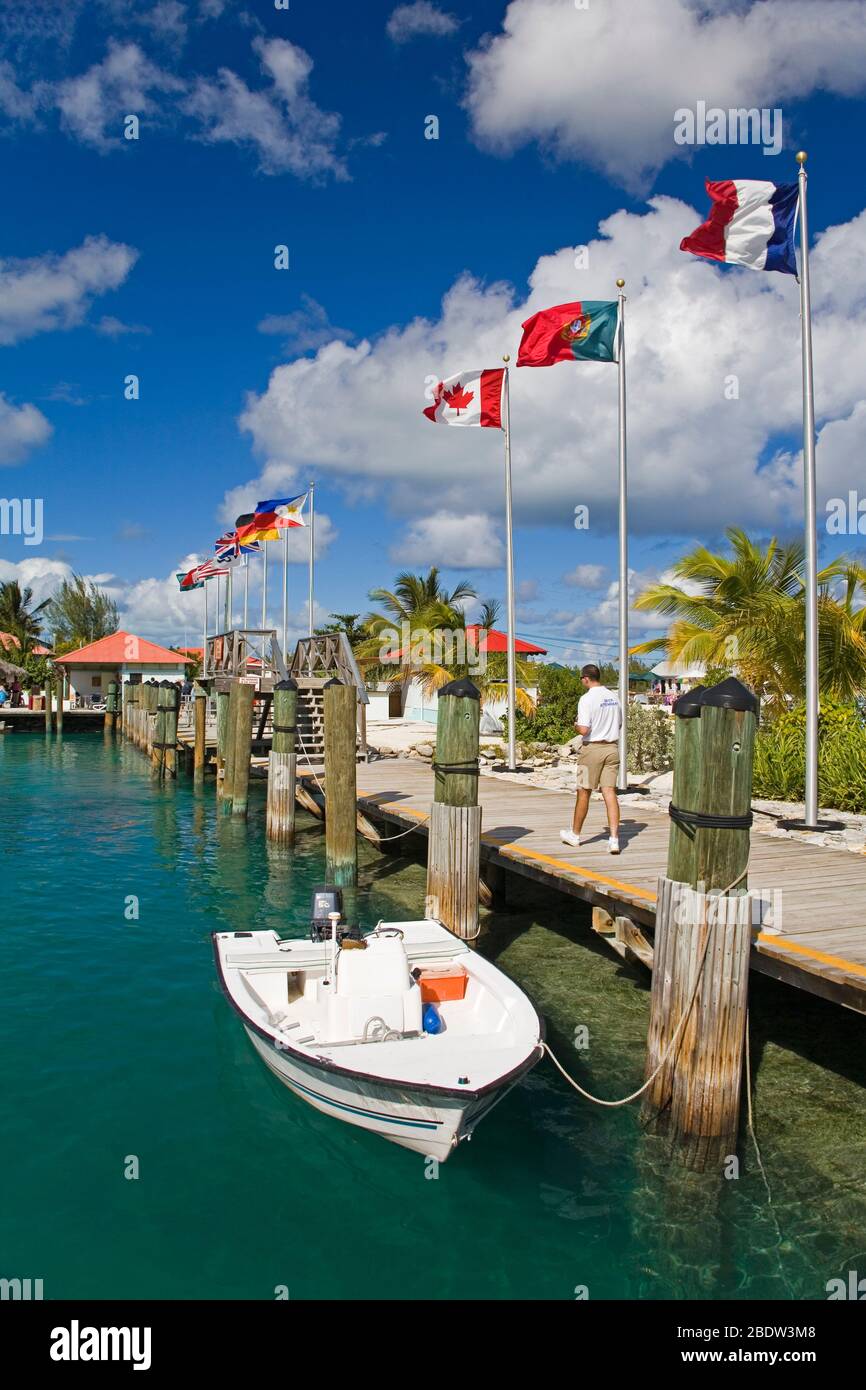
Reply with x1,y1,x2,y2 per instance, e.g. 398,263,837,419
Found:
1,732,863,1301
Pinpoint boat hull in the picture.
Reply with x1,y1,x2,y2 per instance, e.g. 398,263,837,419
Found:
246,1027,524,1162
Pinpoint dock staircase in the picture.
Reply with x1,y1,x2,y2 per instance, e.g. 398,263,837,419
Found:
295,681,326,761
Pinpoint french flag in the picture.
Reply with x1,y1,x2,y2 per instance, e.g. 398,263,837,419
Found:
680,180,799,276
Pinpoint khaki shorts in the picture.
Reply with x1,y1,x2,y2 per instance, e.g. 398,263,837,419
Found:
576,740,620,791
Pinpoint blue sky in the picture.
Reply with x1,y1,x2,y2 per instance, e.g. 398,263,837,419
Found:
3,0,866,662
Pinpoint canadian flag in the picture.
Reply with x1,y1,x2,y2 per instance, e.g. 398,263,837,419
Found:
423,368,505,428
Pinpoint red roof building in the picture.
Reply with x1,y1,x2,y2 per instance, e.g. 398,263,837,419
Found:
464,626,547,656
54,631,191,706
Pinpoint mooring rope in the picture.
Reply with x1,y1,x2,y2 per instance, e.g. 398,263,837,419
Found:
293,727,428,843
542,866,747,1108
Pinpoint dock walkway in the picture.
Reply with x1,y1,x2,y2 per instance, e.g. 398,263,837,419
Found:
296,758,866,1014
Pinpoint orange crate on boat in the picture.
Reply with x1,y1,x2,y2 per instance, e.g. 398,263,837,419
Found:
418,966,468,1003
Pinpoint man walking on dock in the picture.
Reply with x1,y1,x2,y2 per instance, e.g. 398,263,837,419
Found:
560,664,622,854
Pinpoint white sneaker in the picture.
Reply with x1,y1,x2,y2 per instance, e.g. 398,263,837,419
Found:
608,836,621,855
559,829,581,847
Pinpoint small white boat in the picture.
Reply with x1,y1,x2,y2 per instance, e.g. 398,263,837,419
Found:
213,903,543,1161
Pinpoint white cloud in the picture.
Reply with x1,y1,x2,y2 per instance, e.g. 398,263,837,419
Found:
389,512,505,569
0,60,40,121
237,195,866,545
258,295,352,355
54,40,183,149
183,37,346,180
465,0,866,189
0,234,138,345
386,3,458,43
0,394,52,465
563,564,607,589
94,314,151,337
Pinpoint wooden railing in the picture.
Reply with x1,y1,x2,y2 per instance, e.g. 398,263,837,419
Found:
205,629,289,683
289,632,369,704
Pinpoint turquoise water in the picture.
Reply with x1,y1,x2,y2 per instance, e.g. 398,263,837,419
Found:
1,732,863,1300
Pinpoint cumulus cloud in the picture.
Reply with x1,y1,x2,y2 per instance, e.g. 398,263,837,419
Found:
564,564,607,589
466,0,866,189
0,234,138,345
389,511,505,569
236,196,866,554
183,37,346,180
54,40,183,148
386,3,458,44
0,394,52,465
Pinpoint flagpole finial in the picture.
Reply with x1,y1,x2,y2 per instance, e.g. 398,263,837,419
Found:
502,354,510,364
616,278,625,289
796,150,807,165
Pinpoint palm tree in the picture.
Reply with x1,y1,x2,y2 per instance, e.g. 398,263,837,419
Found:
632,527,866,702
359,570,536,713
0,581,50,656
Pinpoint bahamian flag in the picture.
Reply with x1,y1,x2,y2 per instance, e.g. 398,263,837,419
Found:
517,300,619,368
177,568,204,591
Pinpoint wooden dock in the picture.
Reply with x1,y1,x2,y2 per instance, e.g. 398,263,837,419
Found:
295,758,866,1015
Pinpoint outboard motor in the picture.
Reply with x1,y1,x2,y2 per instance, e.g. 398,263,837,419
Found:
310,886,362,944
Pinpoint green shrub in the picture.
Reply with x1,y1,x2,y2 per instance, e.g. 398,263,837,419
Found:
627,704,675,773
753,701,866,812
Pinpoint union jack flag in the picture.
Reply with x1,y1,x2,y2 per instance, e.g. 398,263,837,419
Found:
214,530,261,564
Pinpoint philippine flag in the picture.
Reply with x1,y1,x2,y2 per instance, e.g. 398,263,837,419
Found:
680,180,799,275
422,368,505,427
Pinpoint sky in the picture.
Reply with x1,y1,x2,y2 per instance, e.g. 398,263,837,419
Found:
2,0,866,665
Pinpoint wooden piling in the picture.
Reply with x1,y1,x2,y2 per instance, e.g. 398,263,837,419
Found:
55,669,64,735
643,687,704,1121
193,683,207,783
267,678,298,844
164,682,179,779
323,678,358,886
44,676,53,734
151,682,169,778
215,688,231,802
104,679,118,739
643,678,759,1170
426,678,481,939
231,681,256,817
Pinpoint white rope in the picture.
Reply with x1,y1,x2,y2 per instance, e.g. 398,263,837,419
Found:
543,867,747,1108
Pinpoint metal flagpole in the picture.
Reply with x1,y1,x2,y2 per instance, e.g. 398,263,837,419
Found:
502,358,518,772
243,556,249,629
616,279,630,793
225,566,233,633
282,526,289,662
784,152,840,831
262,542,268,631
203,581,208,677
308,482,315,637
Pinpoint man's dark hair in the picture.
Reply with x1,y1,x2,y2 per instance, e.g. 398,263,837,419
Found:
580,663,601,682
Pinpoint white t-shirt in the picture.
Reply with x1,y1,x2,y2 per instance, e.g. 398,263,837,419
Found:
577,685,622,742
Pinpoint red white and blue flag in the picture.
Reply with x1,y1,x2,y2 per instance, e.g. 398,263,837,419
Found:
214,529,261,564
680,180,799,276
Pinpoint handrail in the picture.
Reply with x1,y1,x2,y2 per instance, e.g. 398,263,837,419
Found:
289,632,369,704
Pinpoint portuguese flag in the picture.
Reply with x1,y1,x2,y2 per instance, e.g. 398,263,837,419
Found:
517,300,619,368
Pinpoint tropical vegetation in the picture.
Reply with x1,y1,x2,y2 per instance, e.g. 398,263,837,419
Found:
46,575,119,652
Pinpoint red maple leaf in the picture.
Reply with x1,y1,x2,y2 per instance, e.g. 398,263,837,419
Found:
443,382,474,415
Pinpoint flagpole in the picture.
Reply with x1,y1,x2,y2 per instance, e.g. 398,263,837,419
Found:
203,580,208,677
243,555,249,630
502,358,518,772
308,481,315,637
616,278,630,793
262,542,268,631
225,566,233,633
282,526,289,662
785,152,839,831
